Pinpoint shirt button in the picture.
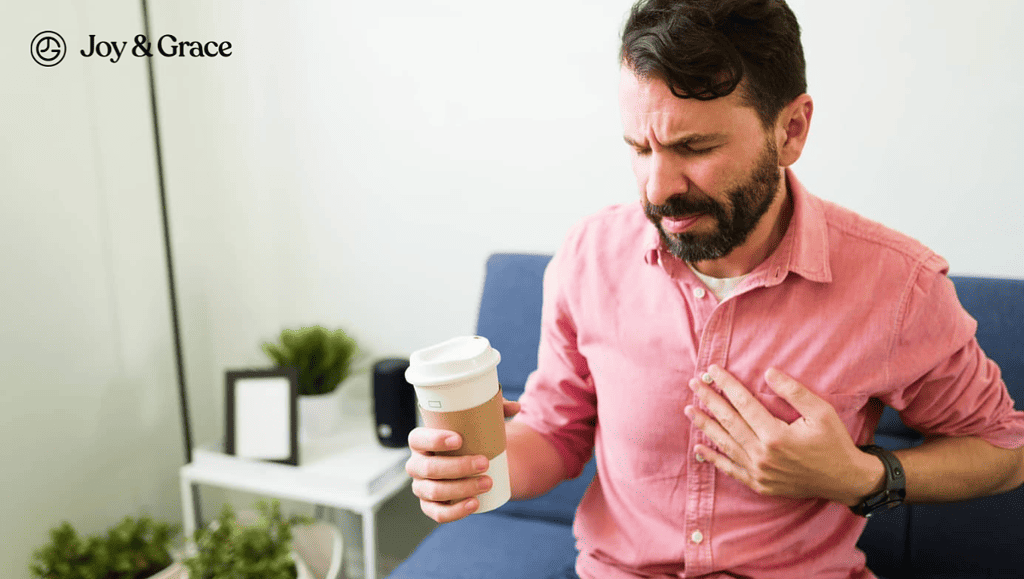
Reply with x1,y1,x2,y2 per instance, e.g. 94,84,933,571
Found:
695,452,706,463
691,530,704,544
693,287,707,299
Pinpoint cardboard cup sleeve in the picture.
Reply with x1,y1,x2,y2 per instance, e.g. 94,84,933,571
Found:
418,388,511,512
419,388,506,459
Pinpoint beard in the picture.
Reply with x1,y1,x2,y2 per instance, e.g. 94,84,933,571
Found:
644,139,782,263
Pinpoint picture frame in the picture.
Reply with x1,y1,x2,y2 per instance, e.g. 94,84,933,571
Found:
225,367,299,466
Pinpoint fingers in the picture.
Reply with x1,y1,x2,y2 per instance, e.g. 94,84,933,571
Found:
502,399,521,418
684,403,751,467
764,367,825,417
406,427,492,523
413,474,493,523
408,426,461,454
410,468,493,500
419,496,480,524
706,365,781,433
406,448,489,480
407,474,489,524
691,442,759,491
688,376,761,450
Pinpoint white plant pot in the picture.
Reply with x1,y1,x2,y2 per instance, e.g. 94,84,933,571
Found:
293,552,315,579
145,562,186,579
299,387,343,440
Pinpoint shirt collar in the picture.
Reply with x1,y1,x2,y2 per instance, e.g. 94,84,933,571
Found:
641,168,832,285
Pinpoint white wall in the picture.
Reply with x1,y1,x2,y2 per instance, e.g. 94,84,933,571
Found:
791,0,1024,276
4,1,1023,577
148,0,634,451
1,1,182,578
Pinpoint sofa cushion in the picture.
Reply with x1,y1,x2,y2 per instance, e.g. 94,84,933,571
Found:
906,487,1024,579
387,511,579,579
857,504,908,579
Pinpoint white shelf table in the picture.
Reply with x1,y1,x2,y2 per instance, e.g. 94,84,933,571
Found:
179,402,411,579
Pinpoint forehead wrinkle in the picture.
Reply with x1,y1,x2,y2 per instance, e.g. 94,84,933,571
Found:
620,66,742,148
632,111,719,149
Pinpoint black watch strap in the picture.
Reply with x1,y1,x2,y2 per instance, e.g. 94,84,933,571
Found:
850,444,906,518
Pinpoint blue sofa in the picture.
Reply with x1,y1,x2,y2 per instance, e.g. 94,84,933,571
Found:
389,253,1024,579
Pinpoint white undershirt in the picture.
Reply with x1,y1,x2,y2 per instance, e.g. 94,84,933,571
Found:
687,263,748,301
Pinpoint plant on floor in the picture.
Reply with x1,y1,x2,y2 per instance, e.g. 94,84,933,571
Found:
262,325,360,396
30,515,179,579
183,500,313,579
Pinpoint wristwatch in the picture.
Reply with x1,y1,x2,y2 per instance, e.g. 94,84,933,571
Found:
850,444,906,517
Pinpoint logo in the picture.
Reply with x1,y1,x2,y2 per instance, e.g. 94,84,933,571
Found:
31,32,233,65
31,31,66,67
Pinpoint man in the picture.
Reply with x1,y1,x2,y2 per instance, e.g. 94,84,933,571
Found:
406,1,1024,577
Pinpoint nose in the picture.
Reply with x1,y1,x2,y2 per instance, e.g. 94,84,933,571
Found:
645,150,688,207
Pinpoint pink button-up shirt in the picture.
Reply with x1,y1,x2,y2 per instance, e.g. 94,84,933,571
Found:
513,170,1024,579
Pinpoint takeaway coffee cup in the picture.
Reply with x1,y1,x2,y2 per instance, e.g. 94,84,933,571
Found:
405,335,511,513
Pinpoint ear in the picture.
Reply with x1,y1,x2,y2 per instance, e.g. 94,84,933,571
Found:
775,94,813,167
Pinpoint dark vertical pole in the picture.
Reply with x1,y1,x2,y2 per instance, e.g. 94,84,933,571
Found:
140,0,202,529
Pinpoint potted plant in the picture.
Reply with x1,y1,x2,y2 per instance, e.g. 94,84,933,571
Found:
31,515,181,579
183,501,315,579
262,325,361,439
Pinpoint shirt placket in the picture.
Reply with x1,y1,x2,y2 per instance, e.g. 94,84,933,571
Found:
684,284,736,577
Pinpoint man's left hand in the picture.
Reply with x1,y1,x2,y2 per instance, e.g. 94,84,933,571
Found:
684,365,884,505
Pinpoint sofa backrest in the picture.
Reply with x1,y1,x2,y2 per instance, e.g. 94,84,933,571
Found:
950,275,1024,401
475,253,552,402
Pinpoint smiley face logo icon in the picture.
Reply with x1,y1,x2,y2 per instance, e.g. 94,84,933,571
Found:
32,31,66,67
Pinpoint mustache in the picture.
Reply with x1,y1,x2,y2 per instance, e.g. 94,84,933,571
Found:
645,193,725,219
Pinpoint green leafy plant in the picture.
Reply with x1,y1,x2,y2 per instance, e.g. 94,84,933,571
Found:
30,516,179,579
262,326,360,396
182,501,312,579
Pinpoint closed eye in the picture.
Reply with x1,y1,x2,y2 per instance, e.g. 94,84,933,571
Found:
624,134,723,156
676,144,718,155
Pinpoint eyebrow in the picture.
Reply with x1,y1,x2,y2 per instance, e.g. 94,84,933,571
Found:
623,133,726,149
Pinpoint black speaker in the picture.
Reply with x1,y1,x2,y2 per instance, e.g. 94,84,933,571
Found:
373,358,417,448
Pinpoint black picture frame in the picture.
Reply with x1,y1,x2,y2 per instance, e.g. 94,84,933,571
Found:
225,367,299,466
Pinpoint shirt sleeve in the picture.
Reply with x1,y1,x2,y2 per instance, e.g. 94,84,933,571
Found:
881,252,1024,449
511,243,598,479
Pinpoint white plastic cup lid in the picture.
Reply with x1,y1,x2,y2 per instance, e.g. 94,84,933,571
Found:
405,335,501,387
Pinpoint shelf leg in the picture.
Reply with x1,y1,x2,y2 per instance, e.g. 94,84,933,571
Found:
180,470,197,537
363,507,377,579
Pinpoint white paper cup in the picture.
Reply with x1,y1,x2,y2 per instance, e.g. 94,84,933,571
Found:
405,336,511,513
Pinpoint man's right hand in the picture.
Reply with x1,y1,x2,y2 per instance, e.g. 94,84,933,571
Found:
405,399,521,523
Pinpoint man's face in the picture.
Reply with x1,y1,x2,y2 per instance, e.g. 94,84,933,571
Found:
619,66,782,263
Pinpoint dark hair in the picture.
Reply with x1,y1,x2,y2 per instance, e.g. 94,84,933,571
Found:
620,0,806,128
